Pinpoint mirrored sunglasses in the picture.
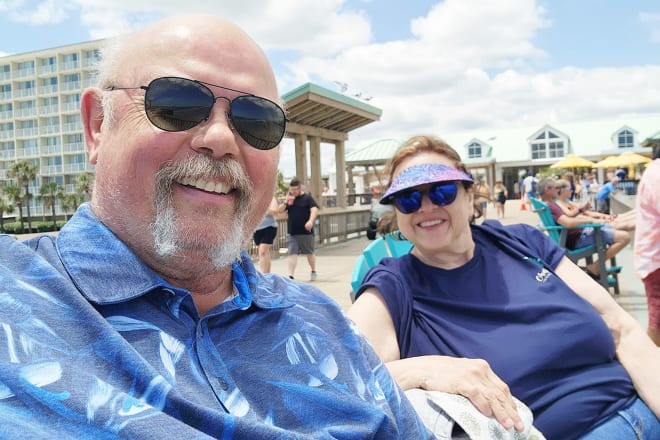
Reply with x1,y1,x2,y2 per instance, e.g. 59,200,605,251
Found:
391,181,459,214
107,76,287,150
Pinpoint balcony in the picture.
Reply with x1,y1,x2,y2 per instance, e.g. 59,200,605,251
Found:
60,81,81,91
38,64,57,75
41,144,62,155
15,107,37,118
41,164,63,175
0,130,13,139
15,147,39,157
61,102,80,113
15,68,36,78
14,88,36,98
63,142,84,153
40,124,61,135
62,121,83,133
0,91,13,101
0,150,15,160
15,127,39,137
39,84,58,95
63,162,86,173
60,60,80,71
39,105,59,115
0,110,13,120
0,71,10,81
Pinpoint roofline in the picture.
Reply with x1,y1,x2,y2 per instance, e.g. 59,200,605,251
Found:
282,82,382,117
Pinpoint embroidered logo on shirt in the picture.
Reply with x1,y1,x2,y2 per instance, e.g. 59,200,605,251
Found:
536,268,551,283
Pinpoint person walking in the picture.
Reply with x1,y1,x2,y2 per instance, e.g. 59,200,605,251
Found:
474,176,491,219
279,177,320,281
493,180,508,219
253,195,279,273
635,149,660,346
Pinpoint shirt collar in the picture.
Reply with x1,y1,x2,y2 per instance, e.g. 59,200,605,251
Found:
57,204,294,310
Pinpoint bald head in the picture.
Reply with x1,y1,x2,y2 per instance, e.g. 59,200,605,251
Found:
97,14,278,100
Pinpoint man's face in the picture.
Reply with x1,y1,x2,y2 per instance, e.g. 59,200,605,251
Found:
289,185,302,197
86,20,281,273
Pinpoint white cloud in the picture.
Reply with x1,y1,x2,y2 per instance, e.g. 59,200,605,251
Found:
639,11,660,43
69,0,371,55
1,0,72,24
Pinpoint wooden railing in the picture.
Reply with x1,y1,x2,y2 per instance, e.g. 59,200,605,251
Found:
245,206,371,258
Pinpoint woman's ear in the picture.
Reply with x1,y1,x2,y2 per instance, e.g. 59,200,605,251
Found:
81,88,104,165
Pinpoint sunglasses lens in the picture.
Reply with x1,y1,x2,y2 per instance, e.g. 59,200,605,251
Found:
429,182,458,206
392,182,459,214
144,77,214,132
394,190,422,214
230,96,286,150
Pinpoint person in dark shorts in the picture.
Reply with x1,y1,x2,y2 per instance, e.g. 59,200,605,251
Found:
253,196,279,273
278,177,319,280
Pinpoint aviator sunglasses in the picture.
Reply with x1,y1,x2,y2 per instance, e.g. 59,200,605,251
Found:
390,181,459,214
107,76,287,150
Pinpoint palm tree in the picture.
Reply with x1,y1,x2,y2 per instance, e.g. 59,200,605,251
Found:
0,196,14,233
76,172,93,202
7,160,38,233
39,182,64,230
60,194,79,221
3,184,23,232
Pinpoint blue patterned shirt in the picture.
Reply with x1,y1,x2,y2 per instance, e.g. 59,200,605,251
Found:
0,204,430,439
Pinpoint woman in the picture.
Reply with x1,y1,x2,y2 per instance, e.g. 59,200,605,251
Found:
474,176,490,219
554,179,636,231
347,135,660,439
252,196,279,273
493,180,508,220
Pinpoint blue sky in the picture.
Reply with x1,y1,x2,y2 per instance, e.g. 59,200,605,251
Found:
1,0,659,175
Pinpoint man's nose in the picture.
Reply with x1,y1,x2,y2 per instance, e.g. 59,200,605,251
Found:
190,100,240,158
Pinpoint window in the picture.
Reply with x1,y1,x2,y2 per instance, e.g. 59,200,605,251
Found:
467,142,482,159
530,128,565,159
617,129,634,149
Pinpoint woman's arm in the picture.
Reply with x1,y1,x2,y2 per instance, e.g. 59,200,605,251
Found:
555,199,579,217
266,196,279,216
555,257,660,417
347,287,524,431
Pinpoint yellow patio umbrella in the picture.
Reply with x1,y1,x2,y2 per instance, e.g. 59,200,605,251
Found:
549,154,595,169
606,151,652,167
593,156,620,168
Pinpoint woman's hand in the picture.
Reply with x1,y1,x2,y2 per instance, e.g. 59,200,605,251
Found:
389,355,525,432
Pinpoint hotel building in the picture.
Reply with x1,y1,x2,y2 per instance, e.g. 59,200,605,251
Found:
0,40,101,217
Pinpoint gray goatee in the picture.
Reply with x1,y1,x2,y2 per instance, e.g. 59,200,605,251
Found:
151,155,254,269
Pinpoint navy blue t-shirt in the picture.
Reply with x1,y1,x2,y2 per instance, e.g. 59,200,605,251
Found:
358,222,635,440
286,193,318,235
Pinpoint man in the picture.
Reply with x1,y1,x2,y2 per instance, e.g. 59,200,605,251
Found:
538,177,630,278
0,15,430,438
279,177,319,281
634,149,660,345
595,175,620,213
522,171,537,209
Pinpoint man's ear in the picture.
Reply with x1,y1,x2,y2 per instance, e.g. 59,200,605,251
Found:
81,88,104,165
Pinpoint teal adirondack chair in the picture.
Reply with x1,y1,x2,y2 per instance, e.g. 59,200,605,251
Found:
530,197,620,294
349,233,413,302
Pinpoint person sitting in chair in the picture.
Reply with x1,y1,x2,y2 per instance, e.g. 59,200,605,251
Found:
553,178,636,231
539,177,631,280
348,135,660,440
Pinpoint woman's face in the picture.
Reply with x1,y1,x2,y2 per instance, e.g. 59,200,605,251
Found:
392,152,474,255
557,184,571,201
